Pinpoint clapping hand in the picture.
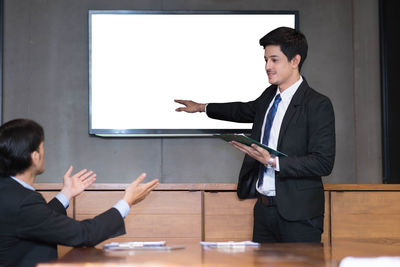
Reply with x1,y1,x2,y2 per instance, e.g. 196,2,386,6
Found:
60,165,97,200
123,173,159,206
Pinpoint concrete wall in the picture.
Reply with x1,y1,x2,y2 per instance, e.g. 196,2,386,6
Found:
2,0,381,184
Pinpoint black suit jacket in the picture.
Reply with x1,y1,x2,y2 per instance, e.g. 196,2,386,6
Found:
0,177,126,267
207,79,335,221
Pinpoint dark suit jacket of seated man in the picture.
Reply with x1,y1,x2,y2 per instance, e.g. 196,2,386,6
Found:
0,119,159,267
0,177,124,266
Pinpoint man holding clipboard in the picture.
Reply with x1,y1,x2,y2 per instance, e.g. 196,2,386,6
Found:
175,27,335,243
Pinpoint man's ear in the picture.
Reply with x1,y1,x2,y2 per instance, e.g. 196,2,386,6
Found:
31,150,40,166
291,54,301,69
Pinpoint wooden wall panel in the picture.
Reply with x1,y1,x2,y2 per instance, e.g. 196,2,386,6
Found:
204,192,256,241
35,186,400,254
75,191,201,214
75,191,202,247
39,191,73,258
331,191,400,245
322,191,330,245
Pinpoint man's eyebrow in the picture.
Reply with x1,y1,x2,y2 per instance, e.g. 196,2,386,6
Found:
264,55,280,59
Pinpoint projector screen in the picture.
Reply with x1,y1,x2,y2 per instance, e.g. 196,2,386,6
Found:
89,11,298,136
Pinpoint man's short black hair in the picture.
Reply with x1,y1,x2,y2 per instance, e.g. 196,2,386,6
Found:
259,26,308,71
0,119,44,176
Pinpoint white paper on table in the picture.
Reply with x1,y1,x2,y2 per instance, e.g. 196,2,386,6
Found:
200,241,259,247
339,256,400,267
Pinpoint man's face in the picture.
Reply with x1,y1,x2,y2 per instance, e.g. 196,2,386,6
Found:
264,45,299,90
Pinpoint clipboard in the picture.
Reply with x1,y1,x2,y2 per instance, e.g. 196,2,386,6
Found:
215,133,288,157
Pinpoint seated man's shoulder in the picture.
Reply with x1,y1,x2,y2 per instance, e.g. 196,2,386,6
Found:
0,177,44,207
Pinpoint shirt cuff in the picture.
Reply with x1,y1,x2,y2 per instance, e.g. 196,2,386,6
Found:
204,103,208,114
113,199,131,218
274,157,280,171
56,192,70,209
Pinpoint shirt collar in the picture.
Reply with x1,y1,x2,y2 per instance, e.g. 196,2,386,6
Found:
10,176,35,191
276,76,303,103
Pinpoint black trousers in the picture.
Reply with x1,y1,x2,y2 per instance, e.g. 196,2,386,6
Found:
252,198,323,243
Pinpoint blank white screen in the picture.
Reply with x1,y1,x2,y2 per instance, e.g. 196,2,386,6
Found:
89,12,296,134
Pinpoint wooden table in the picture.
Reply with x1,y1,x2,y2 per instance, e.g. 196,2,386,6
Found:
38,241,400,267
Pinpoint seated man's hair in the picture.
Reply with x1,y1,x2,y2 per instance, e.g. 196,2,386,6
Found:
0,119,44,176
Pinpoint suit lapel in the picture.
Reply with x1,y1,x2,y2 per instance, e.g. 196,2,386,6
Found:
277,80,308,149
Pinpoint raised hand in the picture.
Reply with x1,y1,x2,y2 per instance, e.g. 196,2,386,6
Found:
60,166,97,200
123,173,159,206
174,99,205,113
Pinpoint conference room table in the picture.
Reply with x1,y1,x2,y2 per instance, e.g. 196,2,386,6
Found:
38,240,400,267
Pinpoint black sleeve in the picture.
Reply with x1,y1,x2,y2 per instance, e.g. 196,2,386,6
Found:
16,193,126,247
47,197,67,215
205,88,271,123
206,100,258,123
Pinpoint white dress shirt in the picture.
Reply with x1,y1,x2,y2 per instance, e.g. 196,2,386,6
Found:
256,76,303,196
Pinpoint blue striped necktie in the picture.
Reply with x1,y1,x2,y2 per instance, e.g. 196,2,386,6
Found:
258,94,281,187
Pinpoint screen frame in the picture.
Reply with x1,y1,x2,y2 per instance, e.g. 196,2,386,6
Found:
88,10,299,137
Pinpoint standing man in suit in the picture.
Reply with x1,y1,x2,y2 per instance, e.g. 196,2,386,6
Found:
175,27,335,243
0,119,159,267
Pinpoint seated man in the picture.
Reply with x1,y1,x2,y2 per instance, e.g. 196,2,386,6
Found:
0,119,159,267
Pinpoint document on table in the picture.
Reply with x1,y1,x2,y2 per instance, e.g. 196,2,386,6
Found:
339,256,400,267
103,241,184,251
200,241,259,247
